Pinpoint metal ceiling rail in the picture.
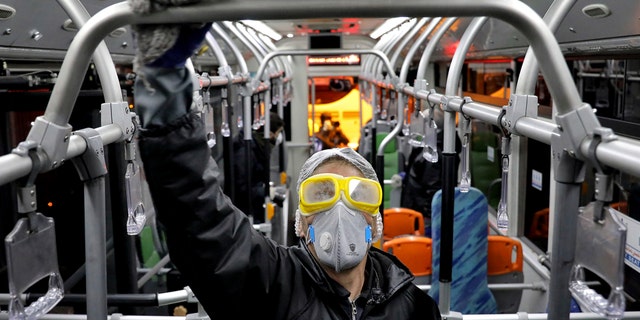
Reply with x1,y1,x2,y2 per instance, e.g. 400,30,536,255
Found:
0,0,570,192
516,0,578,95
255,48,395,91
389,18,430,70
44,0,580,130
57,0,123,103
373,19,417,76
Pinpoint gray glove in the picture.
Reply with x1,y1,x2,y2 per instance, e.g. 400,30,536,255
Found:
128,0,211,70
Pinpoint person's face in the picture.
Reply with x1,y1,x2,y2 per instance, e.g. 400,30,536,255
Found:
269,127,284,146
299,162,375,239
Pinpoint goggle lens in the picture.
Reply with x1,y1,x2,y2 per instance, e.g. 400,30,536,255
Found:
348,179,380,205
302,179,336,203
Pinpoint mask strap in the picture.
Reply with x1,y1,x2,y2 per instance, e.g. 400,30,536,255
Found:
365,225,372,244
307,225,315,244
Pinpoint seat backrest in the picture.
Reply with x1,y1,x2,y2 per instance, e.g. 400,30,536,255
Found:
376,132,399,209
487,235,524,314
487,235,523,275
430,187,497,314
383,235,432,284
528,207,549,239
383,208,424,241
611,201,628,214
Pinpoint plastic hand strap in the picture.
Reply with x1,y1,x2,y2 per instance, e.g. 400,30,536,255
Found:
422,110,438,163
459,115,472,192
10,273,64,320
5,212,64,319
408,109,427,147
252,97,261,130
125,162,147,235
570,203,626,318
459,134,471,192
203,91,217,148
220,92,230,137
496,155,509,233
402,106,410,136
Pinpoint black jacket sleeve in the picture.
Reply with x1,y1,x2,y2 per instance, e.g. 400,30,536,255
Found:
138,109,285,319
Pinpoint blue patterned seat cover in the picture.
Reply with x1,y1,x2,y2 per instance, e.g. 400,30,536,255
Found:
429,187,497,314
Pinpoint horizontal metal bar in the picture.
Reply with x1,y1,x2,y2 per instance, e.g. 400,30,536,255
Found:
580,135,640,178
0,124,123,187
156,289,190,306
0,315,186,320
0,153,31,187
399,85,640,177
462,312,640,319
198,74,249,88
513,117,557,145
417,282,546,292
0,289,189,307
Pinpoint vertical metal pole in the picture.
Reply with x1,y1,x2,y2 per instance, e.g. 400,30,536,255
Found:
358,81,363,134
223,86,235,202
441,17,487,314
548,122,585,320
277,79,285,119
310,78,316,139
547,180,581,319
244,94,253,221
513,4,579,316
84,178,108,320
370,86,378,167
439,107,457,315
277,79,286,173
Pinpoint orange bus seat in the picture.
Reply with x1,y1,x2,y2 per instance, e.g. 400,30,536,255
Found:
528,208,549,239
610,201,628,214
487,235,524,313
383,235,432,285
383,208,424,241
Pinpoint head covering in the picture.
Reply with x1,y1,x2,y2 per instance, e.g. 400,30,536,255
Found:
295,148,383,240
320,112,332,123
296,148,377,191
268,112,284,134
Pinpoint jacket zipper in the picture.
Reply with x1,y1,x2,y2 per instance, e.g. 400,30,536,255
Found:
351,300,357,320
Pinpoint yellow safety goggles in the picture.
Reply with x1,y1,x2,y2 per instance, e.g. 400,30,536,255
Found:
298,173,382,215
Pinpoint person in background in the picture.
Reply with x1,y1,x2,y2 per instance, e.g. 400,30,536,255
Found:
314,111,337,150
400,109,461,237
232,112,284,224
314,112,350,150
332,120,350,148
129,1,441,318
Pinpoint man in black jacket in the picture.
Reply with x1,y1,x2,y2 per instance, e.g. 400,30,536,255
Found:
231,112,284,224
130,1,441,319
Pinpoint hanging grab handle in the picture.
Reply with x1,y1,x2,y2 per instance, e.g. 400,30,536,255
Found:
459,97,473,192
5,212,64,320
570,202,627,319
